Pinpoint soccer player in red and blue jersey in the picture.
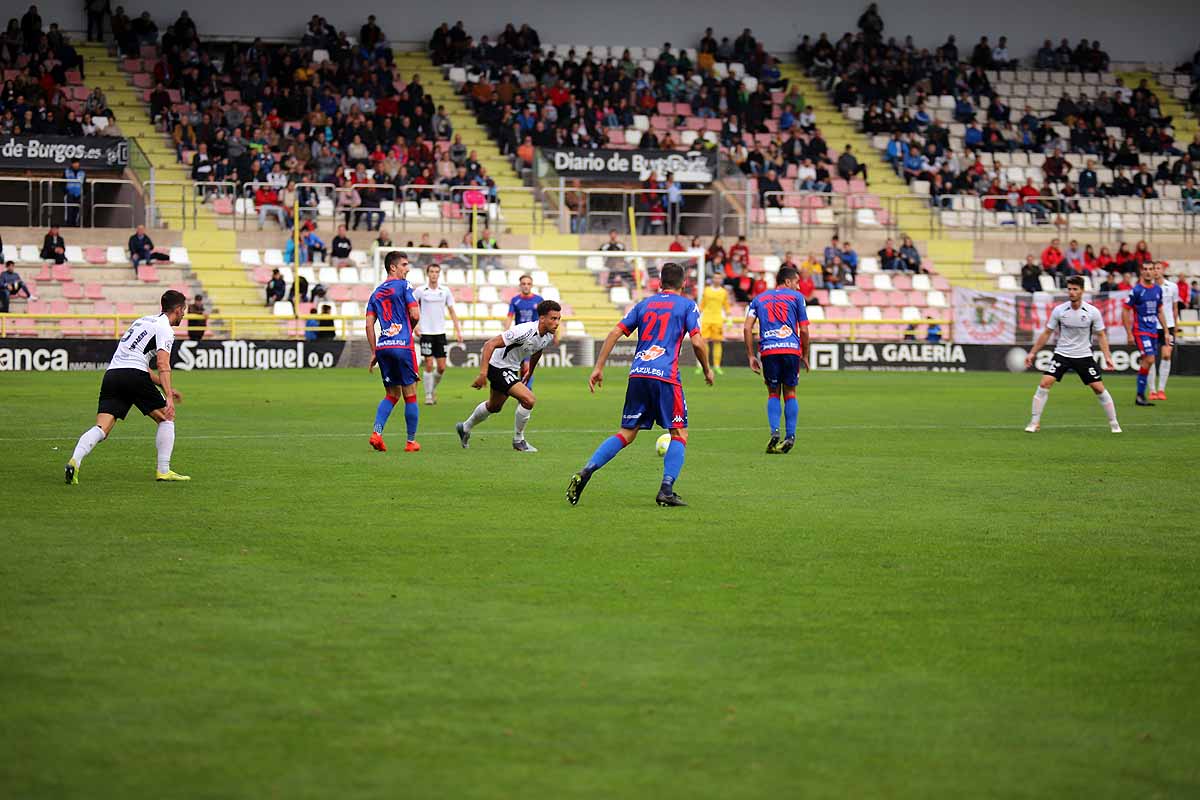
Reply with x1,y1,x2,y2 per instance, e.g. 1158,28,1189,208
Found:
567,262,713,507
1122,261,1167,406
743,265,810,454
365,250,422,451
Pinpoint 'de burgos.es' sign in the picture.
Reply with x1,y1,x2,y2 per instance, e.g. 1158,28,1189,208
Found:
544,148,717,183
0,134,129,169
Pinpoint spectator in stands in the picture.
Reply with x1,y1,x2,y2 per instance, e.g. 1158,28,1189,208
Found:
1184,178,1200,213
302,224,327,264
63,158,84,227
800,251,823,287
1132,239,1153,265
128,224,168,271
40,226,66,264
190,142,213,184
836,144,868,184
823,255,848,290
85,0,110,42
729,236,750,268
840,241,859,284
330,226,353,268
1099,271,1121,292
1,261,35,310
795,265,817,305
757,168,783,208
1020,256,1042,293
186,295,207,341
898,236,922,273
877,238,901,271
265,269,285,305
1040,238,1065,279
601,230,629,286
665,173,684,235
925,316,943,343
255,182,287,229
706,236,727,274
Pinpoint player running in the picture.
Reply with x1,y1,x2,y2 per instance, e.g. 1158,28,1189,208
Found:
65,290,190,484
1024,275,1121,433
743,265,810,453
566,262,713,508
1147,262,1180,401
456,299,562,452
415,263,463,405
695,272,730,376
1122,261,1167,407
505,274,549,441
365,251,422,452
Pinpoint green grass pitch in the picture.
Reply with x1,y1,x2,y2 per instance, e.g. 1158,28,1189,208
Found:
1,367,1198,798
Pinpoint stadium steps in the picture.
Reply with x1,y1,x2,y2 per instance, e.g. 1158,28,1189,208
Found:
778,64,935,238
526,231,619,335
394,52,543,233
1116,69,1198,147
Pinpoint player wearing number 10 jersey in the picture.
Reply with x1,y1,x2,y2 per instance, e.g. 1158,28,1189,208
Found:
743,266,810,454
567,263,713,508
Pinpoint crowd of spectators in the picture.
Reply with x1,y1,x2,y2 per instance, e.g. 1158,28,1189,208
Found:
1016,236,1197,299
0,6,113,136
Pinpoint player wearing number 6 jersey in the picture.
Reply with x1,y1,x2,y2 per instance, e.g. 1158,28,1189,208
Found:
744,266,811,454
456,299,562,452
365,251,422,452
1024,275,1121,433
567,262,713,508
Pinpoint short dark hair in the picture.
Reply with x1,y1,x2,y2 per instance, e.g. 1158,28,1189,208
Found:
660,262,685,289
384,250,409,270
160,290,187,311
519,273,533,282
1065,275,1085,288
536,300,561,316
193,294,203,301
777,266,800,284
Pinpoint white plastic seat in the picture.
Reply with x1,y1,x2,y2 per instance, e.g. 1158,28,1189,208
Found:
862,306,883,321
490,302,509,318
482,320,504,337
541,287,561,302
277,266,293,283
984,258,1004,274
585,256,604,271
565,320,587,337
318,267,339,283
19,244,39,262
828,289,850,306
264,249,284,266
806,305,826,321
518,254,539,270
997,275,1018,291
926,290,947,308
338,267,359,283
297,267,316,284
106,246,128,263
901,306,921,321
487,270,508,286
272,301,294,317
65,246,84,262
762,255,781,272
444,268,467,286
477,285,500,304
609,286,631,305
241,249,261,265
169,247,189,264
872,273,894,290
349,250,369,268
1039,275,1057,292
911,274,932,291
859,257,879,273
531,270,550,286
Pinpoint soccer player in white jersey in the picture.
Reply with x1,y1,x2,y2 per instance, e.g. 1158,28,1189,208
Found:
414,264,463,405
456,299,562,452
65,290,190,484
1023,276,1121,433
1148,262,1180,401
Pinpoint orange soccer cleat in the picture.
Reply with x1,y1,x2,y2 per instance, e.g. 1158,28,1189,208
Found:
1155,391,1167,401
369,432,387,452
404,440,421,452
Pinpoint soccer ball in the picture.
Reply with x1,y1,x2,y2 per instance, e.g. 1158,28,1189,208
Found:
655,433,671,457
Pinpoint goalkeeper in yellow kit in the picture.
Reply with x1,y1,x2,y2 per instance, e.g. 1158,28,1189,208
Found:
696,273,731,375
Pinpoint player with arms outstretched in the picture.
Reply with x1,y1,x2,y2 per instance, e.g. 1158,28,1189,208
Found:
65,290,190,483
1024,275,1121,433
415,263,463,405
1122,261,1167,407
456,299,562,452
744,265,810,453
1147,262,1179,400
567,262,713,508
365,251,422,452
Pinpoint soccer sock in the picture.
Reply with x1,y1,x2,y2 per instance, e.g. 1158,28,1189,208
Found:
404,396,419,441
1097,390,1119,426
155,420,175,474
584,432,630,474
514,406,531,441
766,392,782,434
434,369,445,388
661,437,686,491
1030,386,1049,423
784,397,799,438
1137,368,1149,396
1147,363,1157,392
373,396,398,434
71,425,105,464
1159,359,1171,393
712,341,723,368
463,401,491,432
423,370,435,398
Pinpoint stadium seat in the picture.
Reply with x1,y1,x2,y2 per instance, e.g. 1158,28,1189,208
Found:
65,246,84,262
828,289,850,306
298,267,316,284
477,286,500,304
1038,275,1057,292
84,283,105,300
252,266,271,283
84,247,106,264
997,275,1019,291
272,301,294,317
541,287,561,302
444,268,467,286
264,249,285,266
482,320,504,337
862,306,883,321
168,247,189,264
564,320,587,337
806,305,825,321
137,265,159,282
62,283,84,299
926,291,948,308
610,286,631,305
338,267,359,284
901,306,921,321
106,246,128,263
1,244,16,262
490,302,509,318
531,270,550,286
518,254,539,270
318,267,339,284
19,245,39,263
911,274,932,291
241,249,261,265
872,274,894,291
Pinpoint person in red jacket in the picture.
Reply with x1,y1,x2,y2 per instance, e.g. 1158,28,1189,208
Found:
255,185,287,228
1040,238,1065,281
1131,239,1152,265
729,235,750,266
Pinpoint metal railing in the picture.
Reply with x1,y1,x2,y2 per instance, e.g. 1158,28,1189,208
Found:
37,178,83,227
88,178,138,229
539,185,720,235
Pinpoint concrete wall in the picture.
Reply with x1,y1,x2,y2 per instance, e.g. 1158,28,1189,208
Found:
33,0,1200,62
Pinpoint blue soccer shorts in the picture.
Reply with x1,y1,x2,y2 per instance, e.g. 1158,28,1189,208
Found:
761,353,802,389
376,347,420,388
620,377,687,430
1133,332,1159,357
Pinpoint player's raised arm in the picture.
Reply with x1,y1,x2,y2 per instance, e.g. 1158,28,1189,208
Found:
473,333,505,389
743,313,760,373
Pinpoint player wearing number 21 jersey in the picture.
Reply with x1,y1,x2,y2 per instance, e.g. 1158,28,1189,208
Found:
365,251,422,452
567,262,713,508
743,266,810,454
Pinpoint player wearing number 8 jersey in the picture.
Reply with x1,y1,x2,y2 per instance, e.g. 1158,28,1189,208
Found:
365,251,422,452
1023,275,1121,433
567,262,713,508
744,266,810,454
1122,261,1167,406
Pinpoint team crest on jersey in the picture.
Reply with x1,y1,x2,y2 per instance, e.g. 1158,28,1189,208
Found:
764,325,794,339
635,345,667,362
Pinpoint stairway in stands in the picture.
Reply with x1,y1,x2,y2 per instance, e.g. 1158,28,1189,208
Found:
777,63,977,287
76,42,258,325
401,51,617,332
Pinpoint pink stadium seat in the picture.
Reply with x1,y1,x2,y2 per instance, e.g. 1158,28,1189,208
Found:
27,300,48,314
751,208,765,224
212,197,234,214
763,120,778,133
804,195,826,208
868,291,890,306
65,69,82,84
35,264,52,281
223,89,240,103
59,319,83,337
650,115,671,131
329,285,352,301
674,103,692,116
49,300,70,314
139,45,157,59
131,72,151,88
848,179,868,194
82,319,109,337
8,317,37,335
252,266,271,283
785,163,798,178
812,290,829,305
705,117,721,132
444,202,462,219
84,283,105,300
754,133,773,146
933,276,951,291
800,210,816,225
875,209,892,226
500,287,519,302
137,265,159,282
352,285,372,302
94,301,115,314
167,89,181,103
297,302,315,315
122,58,140,72
906,291,926,306
62,283,84,299
891,275,912,290
830,179,850,194
116,302,136,315
608,129,625,145
457,287,475,302
51,264,73,281
84,247,106,264
656,102,674,116
785,194,804,208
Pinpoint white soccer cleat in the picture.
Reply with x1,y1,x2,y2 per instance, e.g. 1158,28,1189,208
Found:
1110,424,1122,434
1024,422,1039,433
512,439,538,453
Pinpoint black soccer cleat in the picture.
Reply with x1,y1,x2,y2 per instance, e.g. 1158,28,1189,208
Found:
64,458,78,485
566,471,591,506
766,432,781,454
655,490,687,507
455,422,470,448
1135,395,1155,407
779,437,796,454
